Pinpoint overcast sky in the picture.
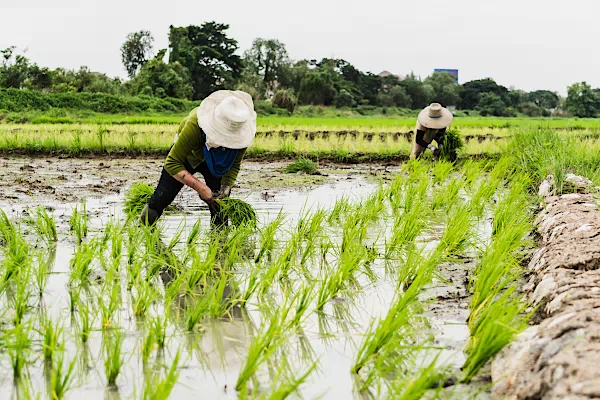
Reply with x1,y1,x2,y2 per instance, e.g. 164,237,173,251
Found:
1,0,598,94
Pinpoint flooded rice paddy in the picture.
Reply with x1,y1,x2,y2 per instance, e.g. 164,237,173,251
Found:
0,158,495,399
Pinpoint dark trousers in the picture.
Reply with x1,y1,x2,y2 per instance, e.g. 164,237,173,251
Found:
148,161,222,219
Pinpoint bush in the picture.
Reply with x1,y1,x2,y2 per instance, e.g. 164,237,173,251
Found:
271,89,297,113
0,88,198,114
335,89,355,108
519,102,550,117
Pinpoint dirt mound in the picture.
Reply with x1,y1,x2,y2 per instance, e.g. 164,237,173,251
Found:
492,177,600,399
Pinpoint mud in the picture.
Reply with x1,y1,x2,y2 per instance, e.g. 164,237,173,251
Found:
492,176,600,400
0,156,398,206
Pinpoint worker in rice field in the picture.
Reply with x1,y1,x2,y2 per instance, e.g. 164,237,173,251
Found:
410,103,454,160
140,90,256,228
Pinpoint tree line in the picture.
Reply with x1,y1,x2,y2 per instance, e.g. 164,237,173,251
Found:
1,22,599,117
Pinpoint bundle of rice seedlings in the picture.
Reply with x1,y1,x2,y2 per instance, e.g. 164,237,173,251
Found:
217,198,257,228
123,182,176,216
284,156,317,174
440,129,464,161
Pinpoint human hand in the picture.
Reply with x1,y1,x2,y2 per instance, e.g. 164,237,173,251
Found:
203,197,221,216
215,185,232,200
427,143,440,158
197,185,213,202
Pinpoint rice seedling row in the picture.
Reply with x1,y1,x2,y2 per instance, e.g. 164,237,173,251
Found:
1,144,578,399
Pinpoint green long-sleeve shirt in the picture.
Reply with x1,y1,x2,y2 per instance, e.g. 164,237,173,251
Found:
164,108,246,187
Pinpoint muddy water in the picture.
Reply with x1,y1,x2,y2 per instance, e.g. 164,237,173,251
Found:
0,175,487,399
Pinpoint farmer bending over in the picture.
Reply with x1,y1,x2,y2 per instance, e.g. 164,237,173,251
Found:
410,103,454,160
140,90,256,227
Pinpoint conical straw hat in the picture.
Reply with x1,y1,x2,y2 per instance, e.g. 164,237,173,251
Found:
417,103,453,130
197,90,257,149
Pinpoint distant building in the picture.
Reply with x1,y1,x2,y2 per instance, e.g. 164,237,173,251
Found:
434,69,459,84
377,71,403,80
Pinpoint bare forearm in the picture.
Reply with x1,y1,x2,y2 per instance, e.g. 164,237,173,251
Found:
173,170,212,200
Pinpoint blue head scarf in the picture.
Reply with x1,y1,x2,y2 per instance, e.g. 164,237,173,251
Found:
202,132,239,178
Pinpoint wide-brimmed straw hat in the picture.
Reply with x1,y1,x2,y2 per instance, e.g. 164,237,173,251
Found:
197,90,257,149
417,103,453,130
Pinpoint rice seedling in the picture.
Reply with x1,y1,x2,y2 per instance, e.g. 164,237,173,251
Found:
141,351,181,400
437,204,475,259
77,298,94,344
41,317,62,362
240,262,262,306
432,160,454,185
110,220,124,267
127,222,144,266
0,216,30,287
149,313,169,349
124,182,154,216
132,275,158,317
235,307,293,392
7,322,33,379
186,218,202,247
385,177,430,260
124,182,177,217
69,200,88,244
48,346,76,400
96,125,107,151
23,206,57,244
12,264,33,325
69,237,98,284
327,196,353,225
284,156,318,174
216,198,257,228
431,176,463,212
439,128,464,161
33,248,55,297
388,356,448,400
99,276,122,330
352,248,438,376
255,211,286,263
141,328,156,366
256,356,318,400
183,272,233,331
103,328,125,386
462,286,529,382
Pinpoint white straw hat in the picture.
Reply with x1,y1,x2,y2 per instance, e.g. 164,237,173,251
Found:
197,90,257,149
417,103,453,130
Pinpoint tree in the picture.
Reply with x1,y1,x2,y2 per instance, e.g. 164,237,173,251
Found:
168,23,242,100
399,73,432,109
335,89,355,108
459,78,508,110
424,72,460,107
505,88,528,108
242,38,291,96
0,47,30,89
129,50,193,99
566,82,598,118
528,90,560,110
476,92,507,116
299,70,336,105
121,30,154,78
390,85,411,108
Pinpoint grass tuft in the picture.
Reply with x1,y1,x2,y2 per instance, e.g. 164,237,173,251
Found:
284,156,318,174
